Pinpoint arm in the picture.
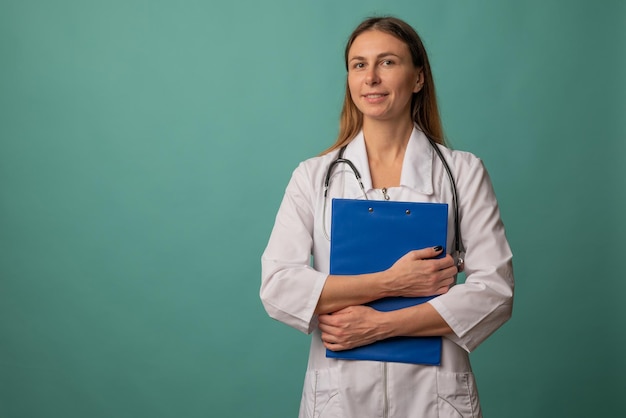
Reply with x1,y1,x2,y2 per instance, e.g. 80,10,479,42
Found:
317,247,458,350
318,302,452,352
428,156,514,352
315,246,457,314
261,159,458,335
260,162,325,334
319,155,514,352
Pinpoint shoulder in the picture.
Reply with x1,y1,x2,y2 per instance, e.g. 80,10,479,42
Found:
411,128,484,174
434,144,494,195
432,144,489,186
290,150,341,184
283,150,341,198
436,144,483,170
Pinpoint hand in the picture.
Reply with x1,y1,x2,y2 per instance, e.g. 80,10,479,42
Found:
318,305,387,351
385,246,457,297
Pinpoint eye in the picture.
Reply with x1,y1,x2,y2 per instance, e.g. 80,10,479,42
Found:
352,62,365,70
381,59,394,66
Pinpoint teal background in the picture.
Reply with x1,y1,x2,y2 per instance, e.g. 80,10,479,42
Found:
1,0,624,417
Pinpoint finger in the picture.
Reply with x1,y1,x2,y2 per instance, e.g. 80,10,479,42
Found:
318,314,347,328
324,341,347,352
433,285,451,295
432,272,457,295
430,254,457,270
441,264,459,277
320,330,336,343
318,323,340,335
407,245,445,260
318,319,338,333
321,330,348,348
317,314,330,325
322,332,352,350
318,313,340,326
410,255,455,276
431,264,458,280
319,319,348,336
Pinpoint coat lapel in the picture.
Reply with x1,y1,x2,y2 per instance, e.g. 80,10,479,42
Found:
342,127,435,197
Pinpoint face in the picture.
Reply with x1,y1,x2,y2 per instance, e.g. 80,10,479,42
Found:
347,30,423,124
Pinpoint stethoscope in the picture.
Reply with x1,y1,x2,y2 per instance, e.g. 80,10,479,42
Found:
322,137,466,272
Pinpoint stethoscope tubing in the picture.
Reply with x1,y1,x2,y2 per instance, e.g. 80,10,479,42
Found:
322,138,465,272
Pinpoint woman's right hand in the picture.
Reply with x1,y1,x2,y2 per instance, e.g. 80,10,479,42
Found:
384,246,458,297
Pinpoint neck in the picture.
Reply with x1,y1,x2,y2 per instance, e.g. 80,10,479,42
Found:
362,117,414,164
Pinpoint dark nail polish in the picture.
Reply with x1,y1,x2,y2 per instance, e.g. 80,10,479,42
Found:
433,245,443,251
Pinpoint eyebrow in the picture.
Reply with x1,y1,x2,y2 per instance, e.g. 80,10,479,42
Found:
348,52,401,62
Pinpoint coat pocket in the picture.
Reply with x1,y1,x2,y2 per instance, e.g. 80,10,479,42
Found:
299,368,342,418
436,371,481,418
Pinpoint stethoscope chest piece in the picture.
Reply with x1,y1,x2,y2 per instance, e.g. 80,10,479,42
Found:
454,253,465,273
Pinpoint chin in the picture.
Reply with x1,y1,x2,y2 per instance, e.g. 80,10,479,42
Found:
362,112,396,122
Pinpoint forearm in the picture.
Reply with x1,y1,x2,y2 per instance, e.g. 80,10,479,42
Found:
318,302,453,352
383,302,453,338
314,271,393,315
315,248,457,315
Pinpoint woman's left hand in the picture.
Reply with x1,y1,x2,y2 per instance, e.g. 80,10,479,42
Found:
318,306,388,351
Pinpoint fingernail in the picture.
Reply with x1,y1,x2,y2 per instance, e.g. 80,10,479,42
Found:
433,245,443,251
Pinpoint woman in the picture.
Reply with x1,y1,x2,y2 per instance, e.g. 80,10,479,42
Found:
261,16,514,418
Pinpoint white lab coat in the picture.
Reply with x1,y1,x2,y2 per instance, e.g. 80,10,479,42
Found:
261,127,514,418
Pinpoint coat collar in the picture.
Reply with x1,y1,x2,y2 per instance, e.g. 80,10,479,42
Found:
343,126,434,195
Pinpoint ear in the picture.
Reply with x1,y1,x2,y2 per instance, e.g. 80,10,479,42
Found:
413,71,425,93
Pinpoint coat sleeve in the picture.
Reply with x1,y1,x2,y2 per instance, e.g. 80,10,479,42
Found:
260,162,328,334
429,156,514,352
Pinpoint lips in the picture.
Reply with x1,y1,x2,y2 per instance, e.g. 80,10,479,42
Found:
362,93,389,104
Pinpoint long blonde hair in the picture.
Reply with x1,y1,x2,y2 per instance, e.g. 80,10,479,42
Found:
322,16,446,155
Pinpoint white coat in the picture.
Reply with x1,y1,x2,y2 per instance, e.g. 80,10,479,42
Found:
261,127,514,418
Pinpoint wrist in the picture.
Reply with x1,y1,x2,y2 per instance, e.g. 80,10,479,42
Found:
376,269,396,298
377,309,399,340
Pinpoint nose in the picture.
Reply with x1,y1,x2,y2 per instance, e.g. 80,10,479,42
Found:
365,67,380,85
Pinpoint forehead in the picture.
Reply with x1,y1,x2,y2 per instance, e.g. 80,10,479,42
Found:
348,30,410,58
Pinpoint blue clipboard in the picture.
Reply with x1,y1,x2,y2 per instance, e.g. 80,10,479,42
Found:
326,198,448,365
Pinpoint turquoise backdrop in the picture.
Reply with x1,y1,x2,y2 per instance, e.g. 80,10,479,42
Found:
1,1,624,417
